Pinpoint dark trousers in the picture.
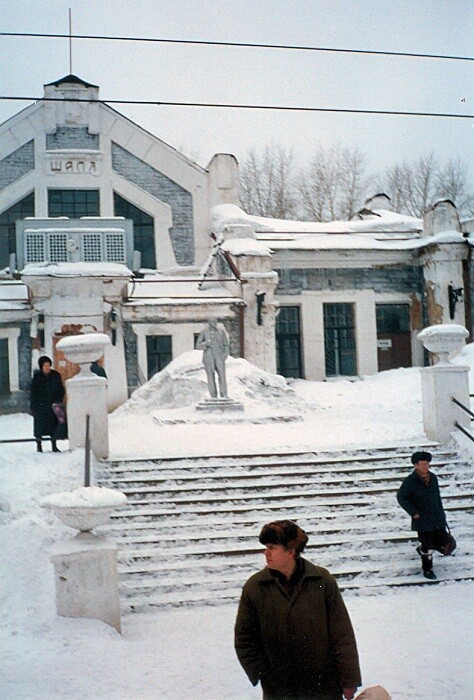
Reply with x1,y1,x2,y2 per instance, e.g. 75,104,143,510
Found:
418,529,452,572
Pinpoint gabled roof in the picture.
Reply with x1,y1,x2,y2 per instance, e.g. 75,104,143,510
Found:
44,74,98,89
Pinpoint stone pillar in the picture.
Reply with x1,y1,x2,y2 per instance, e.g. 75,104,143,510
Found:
418,324,470,443
56,333,111,459
421,200,468,327
420,365,470,443
50,533,121,633
207,153,240,208
66,374,109,458
222,225,279,373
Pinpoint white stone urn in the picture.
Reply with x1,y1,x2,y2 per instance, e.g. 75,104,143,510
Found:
42,486,127,533
417,324,469,364
56,333,111,375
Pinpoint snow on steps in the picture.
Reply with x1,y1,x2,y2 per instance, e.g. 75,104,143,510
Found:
96,444,474,611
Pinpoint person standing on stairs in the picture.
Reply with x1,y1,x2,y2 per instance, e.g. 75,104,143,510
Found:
235,519,361,700
397,451,455,580
30,355,65,453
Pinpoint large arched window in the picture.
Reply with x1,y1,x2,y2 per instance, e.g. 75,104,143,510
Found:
0,192,35,269
114,193,156,269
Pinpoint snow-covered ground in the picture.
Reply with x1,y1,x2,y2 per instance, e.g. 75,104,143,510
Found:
1,350,474,699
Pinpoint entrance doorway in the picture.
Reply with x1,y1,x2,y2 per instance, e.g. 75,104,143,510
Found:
276,306,303,378
0,338,9,394
323,303,357,376
376,304,412,371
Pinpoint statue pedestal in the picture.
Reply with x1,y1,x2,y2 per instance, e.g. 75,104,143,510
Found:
195,397,244,412
50,532,121,633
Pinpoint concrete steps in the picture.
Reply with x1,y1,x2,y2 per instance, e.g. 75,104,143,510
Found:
97,444,474,611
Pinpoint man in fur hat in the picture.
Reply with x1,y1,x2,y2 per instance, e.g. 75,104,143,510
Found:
235,520,361,699
397,450,455,580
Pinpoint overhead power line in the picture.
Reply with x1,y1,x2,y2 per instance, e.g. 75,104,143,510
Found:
0,95,472,120
1,31,473,62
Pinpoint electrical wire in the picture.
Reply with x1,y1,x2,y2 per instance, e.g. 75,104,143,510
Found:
0,95,471,120
1,31,473,62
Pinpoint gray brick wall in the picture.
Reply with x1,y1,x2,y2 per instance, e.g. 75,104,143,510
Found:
276,266,424,295
0,141,34,190
18,323,32,391
111,143,195,265
46,127,99,150
123,323,139,395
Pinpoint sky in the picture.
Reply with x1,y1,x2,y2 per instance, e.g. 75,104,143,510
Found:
1,348,474,698
1,1,473,178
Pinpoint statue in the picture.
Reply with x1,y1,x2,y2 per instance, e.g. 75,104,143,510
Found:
196,319,229,398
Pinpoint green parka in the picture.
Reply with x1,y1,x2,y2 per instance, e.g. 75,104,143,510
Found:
235,558,361,699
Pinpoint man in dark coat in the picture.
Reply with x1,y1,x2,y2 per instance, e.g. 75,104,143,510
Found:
235,520,361,700
30,355,65,453
397,451,454,580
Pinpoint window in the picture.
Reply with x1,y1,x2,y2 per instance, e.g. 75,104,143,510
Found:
324,303,356,376
114,193,155,269
276,306,303,378
48,190,99,218
146,335,172,379
376,304,410,333
0,193,34,269
0,339,9,394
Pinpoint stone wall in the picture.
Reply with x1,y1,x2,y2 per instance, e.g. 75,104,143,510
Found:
276,266,424,295
46,127,99,150
123,323,139,395
112,143,194,265
0,141,34,190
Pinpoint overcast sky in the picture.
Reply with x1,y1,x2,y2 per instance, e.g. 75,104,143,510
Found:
2,0,473,180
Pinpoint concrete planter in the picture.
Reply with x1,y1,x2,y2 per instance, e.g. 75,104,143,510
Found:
417,324,468,364
56,333,110,375
43,486,127,532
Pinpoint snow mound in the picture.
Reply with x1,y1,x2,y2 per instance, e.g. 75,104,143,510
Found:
114,350,306,415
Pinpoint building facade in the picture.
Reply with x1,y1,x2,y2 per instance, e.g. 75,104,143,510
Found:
0,75,471,411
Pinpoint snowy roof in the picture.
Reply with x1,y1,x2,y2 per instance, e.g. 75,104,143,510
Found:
124,274,243,307
21,262,131,277
0,281,31,313
211,204,469,253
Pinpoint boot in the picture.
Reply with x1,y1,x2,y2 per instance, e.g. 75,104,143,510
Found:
417,545,435,579
36,439,43,453
51,440,60,453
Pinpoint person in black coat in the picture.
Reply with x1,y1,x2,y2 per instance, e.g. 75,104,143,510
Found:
30,355,65,453
90,360,107,378
397,451,453,579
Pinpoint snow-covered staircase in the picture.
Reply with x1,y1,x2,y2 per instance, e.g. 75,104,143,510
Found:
97,445,474,611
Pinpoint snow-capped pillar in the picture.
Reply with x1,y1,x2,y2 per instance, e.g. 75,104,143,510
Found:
222,226,279,373
421,200,468,327
56,334,110,458
418,325,470,442
43,486,127,634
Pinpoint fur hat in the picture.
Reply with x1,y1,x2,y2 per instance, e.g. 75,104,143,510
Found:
259,520,308,555
38,355,52,369
411,450,432,465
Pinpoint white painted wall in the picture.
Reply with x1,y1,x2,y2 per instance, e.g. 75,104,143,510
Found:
277,289,379,381
132,322,203,381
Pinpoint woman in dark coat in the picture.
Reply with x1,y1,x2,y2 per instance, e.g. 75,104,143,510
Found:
30,355,65,452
